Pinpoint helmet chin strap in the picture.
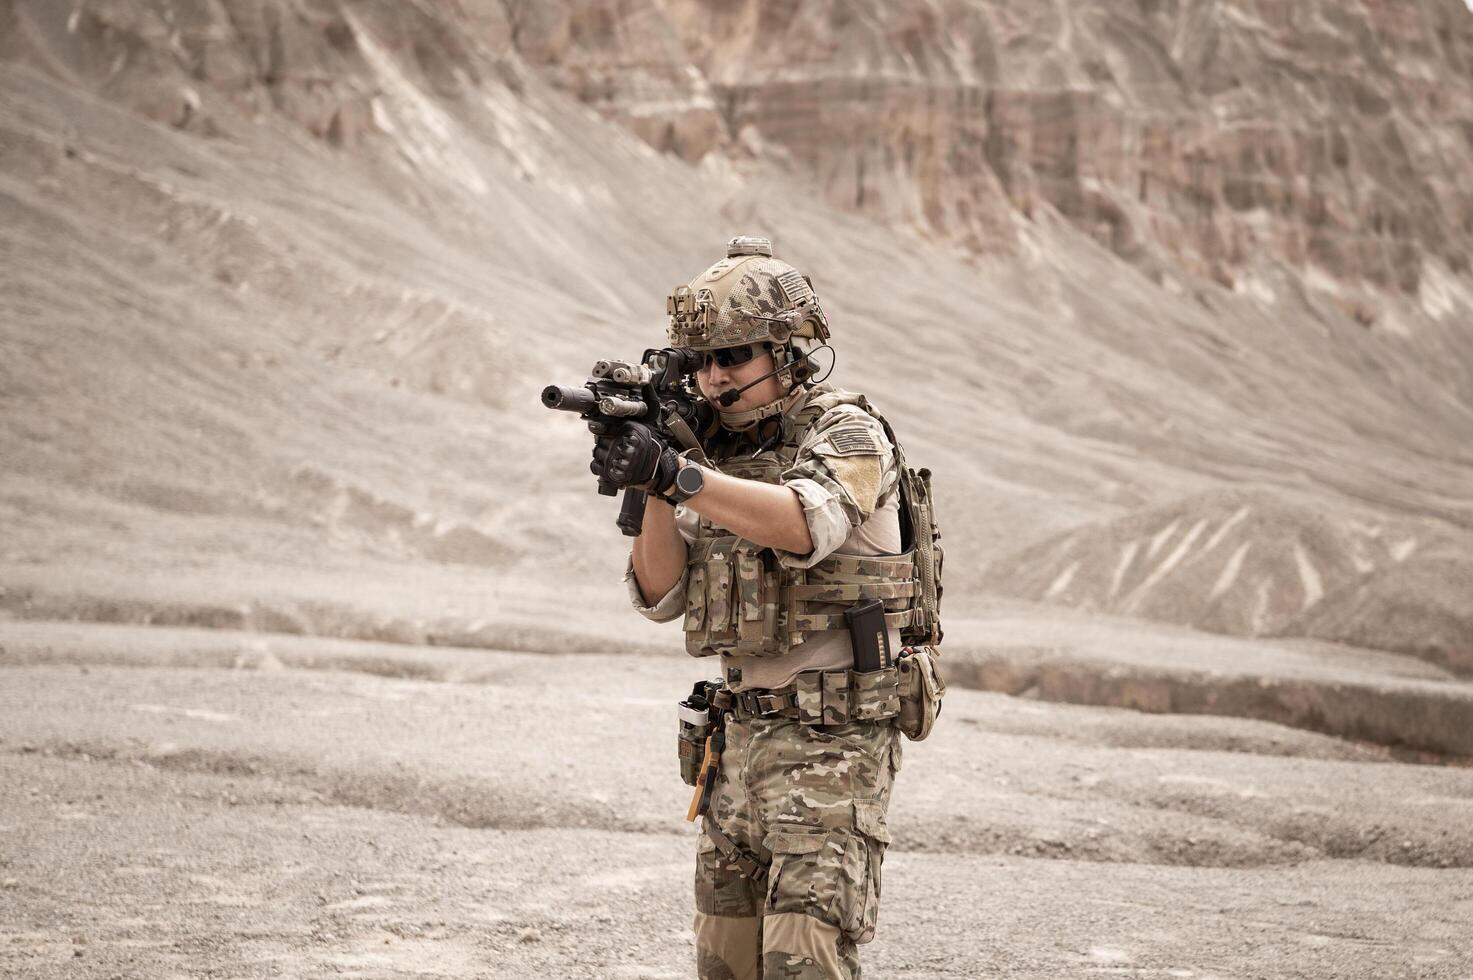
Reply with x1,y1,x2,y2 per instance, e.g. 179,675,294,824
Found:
716,390,800,431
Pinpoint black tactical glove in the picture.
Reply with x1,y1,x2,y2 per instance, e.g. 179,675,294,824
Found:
590,422,681,494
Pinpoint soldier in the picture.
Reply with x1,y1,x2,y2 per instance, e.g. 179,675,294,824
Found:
591,237,941,980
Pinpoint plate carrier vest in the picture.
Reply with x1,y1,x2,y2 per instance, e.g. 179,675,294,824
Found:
682,385,943,659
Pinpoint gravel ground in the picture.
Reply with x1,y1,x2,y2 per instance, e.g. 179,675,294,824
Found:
3,623,1473,978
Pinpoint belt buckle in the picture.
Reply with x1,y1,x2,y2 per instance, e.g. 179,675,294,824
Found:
738,691,782,716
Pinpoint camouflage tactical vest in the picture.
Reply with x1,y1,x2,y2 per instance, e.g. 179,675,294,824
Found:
682,385,943,659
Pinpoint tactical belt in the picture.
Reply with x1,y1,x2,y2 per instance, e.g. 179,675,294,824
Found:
711,666,902,725
712,683,798,720
728,686,800,719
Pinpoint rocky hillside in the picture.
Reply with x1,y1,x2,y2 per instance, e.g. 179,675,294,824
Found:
1,0,1470,661
514,0,1473,305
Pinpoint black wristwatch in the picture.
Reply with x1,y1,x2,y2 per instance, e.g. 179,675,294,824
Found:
668,462,706,505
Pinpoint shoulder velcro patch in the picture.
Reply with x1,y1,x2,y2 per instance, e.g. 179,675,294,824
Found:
822,426,882,457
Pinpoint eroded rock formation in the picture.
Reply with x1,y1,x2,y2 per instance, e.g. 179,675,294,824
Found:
523,0,1473,297
14,0,1473,297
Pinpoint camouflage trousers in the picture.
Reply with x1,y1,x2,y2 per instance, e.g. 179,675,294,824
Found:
694,714,901,980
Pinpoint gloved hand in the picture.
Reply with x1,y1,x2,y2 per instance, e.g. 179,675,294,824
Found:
590,422,681,494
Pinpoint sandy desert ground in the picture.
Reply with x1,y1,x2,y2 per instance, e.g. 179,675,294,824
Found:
4,621,1473,979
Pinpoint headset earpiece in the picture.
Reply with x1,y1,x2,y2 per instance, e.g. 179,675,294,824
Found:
788,340,820,385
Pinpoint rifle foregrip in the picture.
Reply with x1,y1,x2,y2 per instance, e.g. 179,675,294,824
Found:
617,489,647,537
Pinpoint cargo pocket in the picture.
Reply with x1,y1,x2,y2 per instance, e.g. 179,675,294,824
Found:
763,828,839,926
765,808,889,947
845,799,891,945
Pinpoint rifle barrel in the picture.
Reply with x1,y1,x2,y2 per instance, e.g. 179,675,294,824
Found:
541,384,598,414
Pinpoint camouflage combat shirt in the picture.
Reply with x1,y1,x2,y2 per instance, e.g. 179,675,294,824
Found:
626,386,903,691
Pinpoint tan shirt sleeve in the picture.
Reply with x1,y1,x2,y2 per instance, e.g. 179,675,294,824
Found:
624,557,687,622
773,406,900,569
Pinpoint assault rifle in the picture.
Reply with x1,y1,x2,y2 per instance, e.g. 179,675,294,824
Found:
542,348,713,537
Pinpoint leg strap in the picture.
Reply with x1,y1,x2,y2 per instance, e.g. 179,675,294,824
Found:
703,817,771,883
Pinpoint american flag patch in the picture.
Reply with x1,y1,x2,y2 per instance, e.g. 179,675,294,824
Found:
776,270,812,304
825,427,881,456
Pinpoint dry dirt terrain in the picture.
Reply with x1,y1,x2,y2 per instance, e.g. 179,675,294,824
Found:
4,1,1473,977
4,622,1473,979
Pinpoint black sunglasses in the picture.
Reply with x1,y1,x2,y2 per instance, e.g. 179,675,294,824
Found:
704,343,762,369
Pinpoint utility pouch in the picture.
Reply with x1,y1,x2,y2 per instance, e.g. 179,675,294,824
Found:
792,667,901,726
850,667,901,722
895,646,945,741
684,535,788,659
795,669,852,726
733,541,784,656
678,680,718,787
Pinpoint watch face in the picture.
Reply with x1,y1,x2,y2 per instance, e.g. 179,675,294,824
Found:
676,465,704,496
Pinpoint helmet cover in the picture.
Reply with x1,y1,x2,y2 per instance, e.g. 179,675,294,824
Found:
667,237,830,351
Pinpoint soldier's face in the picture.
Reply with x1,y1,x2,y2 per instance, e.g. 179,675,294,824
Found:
697,348,784,412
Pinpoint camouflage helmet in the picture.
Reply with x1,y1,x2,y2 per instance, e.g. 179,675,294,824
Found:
666,237,831,352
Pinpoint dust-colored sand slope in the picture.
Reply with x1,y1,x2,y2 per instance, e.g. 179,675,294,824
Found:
2,0,1471,660
981,490,1473,672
